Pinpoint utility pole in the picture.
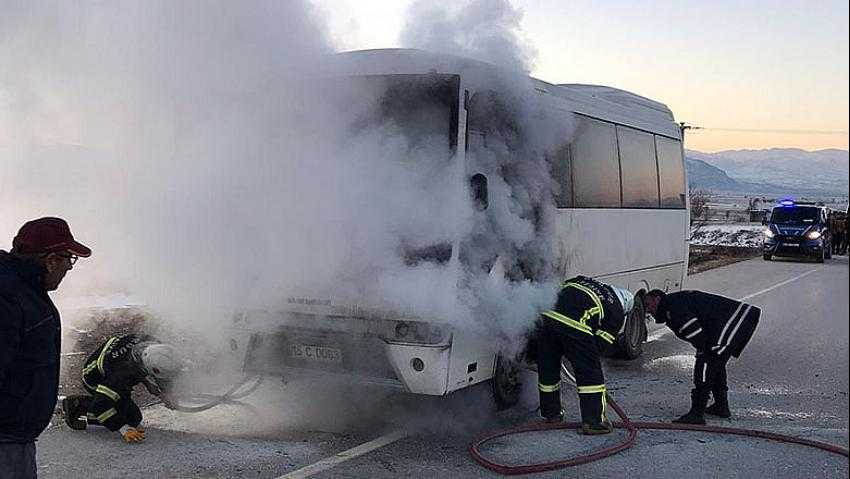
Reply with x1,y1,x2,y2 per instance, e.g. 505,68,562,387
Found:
678,122,702,138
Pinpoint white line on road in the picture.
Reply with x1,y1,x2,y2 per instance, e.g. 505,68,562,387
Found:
275,430,407,479
738,268,821,301
646,267,823,343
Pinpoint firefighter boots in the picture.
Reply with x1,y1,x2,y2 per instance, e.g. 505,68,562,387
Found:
673,389,708,425
62,395,88,431
580,419,614,435
706,386,731,418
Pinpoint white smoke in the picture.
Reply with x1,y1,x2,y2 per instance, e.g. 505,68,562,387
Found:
400,0,537,74
400,0,576,348
1,0,574,407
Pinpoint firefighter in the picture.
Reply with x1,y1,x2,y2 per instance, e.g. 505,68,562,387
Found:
644,289,760,424
61,334,182,443
535,276,634,434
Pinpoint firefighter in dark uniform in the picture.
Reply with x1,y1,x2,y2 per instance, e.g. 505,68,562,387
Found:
61,334,181,443
535,276,634,434
645,289,760,424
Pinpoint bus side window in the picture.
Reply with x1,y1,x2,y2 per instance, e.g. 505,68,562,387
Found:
655,136,686,209
571,117,621,208
617,125,660,208
470,173,489,210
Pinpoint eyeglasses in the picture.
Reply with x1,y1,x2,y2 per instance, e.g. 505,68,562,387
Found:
58,253,79,265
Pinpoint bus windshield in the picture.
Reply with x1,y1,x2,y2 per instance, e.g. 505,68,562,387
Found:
770,206,820,224
326,74,460,153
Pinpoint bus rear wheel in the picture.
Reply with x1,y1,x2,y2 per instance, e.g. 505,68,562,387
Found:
614,294,646,360
492,353,521,410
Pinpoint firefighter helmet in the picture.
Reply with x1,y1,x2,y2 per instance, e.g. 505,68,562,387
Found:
135,343,181,380
610,285,635,314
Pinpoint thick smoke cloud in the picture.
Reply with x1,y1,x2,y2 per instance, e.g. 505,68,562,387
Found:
400,0,575,347
1,0,574,423
401,0,537,74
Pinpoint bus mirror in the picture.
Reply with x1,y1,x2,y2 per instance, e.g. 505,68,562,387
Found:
470,173,488,211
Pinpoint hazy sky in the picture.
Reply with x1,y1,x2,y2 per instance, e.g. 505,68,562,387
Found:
313,0,849,153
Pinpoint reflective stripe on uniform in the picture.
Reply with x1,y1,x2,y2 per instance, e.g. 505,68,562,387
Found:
538,381,561,393
96,408,117,423
595,330,616,344
578,306,602,325
542,310,593,335
577,384,606,394
684,327,703,339
563,282,605,320
95,384,120,402
717,303,745,346
82,361,98,376
715,305,752,356
678,317,698,334
601,392,608,422
97,337,119,375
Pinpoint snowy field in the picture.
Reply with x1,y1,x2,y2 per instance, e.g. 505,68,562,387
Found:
689,223,765,248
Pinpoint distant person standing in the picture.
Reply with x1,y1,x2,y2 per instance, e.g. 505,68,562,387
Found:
1,218,91,479
644,289,760,424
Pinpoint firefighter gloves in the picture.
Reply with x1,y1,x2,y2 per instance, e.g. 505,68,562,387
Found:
121,426,145,443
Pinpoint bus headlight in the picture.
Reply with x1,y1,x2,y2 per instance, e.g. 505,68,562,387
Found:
763,228,774,238
806,230,822,240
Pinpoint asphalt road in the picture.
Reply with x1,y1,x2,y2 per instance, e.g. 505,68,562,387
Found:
37,256,849,478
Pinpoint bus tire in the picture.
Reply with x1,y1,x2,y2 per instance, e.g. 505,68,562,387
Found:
614,294,646,360
492,354,521,410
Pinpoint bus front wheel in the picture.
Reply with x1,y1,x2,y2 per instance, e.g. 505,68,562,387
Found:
614,294,646,360
492,354,521,410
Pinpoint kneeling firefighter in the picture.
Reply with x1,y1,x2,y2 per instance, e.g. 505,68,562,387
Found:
62,334,182,443
534,276,634,434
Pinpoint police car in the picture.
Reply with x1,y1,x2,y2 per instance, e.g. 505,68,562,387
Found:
763,200,832,262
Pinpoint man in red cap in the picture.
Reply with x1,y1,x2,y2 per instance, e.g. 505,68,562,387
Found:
1,217,91,478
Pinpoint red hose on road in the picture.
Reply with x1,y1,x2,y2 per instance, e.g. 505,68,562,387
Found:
469,394,849,476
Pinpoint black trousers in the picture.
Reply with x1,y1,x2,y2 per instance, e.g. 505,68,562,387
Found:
693,350,732,397
694,305,760,397
536,317,607,425
75,393,142,430
0,442,37,479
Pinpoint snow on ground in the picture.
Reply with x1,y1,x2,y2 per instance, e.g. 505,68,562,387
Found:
689,223,765,248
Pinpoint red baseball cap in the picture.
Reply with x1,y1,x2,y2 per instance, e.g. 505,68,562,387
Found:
12,217,92,257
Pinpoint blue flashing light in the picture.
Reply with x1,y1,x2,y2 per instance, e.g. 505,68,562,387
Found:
779,199,795,207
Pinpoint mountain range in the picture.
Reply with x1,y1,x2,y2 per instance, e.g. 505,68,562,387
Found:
685,148,849,196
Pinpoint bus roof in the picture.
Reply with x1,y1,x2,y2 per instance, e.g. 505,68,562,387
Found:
328,49,681,139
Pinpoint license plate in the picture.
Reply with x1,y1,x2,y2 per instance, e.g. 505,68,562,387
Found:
289,344,342,363
784,243,799,247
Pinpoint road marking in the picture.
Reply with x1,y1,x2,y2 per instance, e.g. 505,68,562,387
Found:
738,268,821,301
647,267,822,343
275,430,407,479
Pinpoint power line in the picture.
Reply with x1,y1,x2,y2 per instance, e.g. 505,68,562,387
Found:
682,125,848,135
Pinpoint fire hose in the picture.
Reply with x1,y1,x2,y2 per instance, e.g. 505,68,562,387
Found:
470,365,849,475
150,375,265,414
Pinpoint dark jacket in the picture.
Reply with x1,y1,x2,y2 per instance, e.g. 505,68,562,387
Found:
543,276,627,348
82,334,153,431
0,251,61,443
657,290,760,357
